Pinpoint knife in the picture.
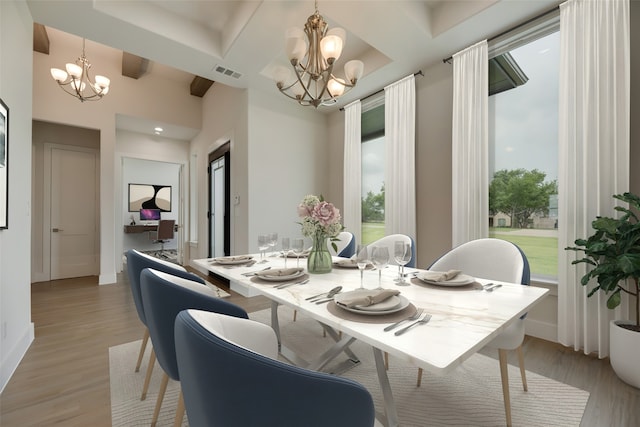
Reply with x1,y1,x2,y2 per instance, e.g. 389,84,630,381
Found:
315,290,342,304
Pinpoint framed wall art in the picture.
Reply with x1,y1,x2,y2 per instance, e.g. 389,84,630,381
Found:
0,97,8,229
128,183,171,212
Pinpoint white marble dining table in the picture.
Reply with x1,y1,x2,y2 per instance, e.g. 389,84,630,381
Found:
192,254,549,427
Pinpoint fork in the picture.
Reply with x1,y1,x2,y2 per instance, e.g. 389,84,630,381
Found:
394,313,432,336
383,308,424,332
275,279,309,289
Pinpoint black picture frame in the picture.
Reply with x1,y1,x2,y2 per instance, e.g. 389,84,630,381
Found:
128,183,171,212
0,97,8,230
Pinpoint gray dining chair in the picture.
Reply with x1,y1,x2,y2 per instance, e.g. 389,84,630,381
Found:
420,238,531,427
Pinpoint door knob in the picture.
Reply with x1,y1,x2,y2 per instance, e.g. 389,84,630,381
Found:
52,228,64,232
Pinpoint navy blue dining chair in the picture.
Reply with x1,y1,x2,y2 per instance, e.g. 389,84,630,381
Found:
174,309,377,427
329,230,356,258
140,268,248,426
125,249,205,400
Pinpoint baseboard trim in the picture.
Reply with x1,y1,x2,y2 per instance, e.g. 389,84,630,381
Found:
99,273,117,285
526,318,557,343
0,322,34,393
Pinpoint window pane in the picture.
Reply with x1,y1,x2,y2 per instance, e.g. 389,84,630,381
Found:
361,135,385,244
488,31,559,280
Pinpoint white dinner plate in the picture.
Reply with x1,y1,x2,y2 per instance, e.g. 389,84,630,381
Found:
211,256,253,265
416,272,475,287
255,269,305,282
336,294,410,316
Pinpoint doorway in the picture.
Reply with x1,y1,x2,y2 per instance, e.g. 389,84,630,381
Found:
46,144,100,280
208,142,230,258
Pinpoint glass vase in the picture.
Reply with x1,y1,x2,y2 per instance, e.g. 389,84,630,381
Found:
307,234,332,274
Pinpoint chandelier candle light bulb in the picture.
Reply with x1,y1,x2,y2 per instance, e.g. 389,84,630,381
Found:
275,0,364,108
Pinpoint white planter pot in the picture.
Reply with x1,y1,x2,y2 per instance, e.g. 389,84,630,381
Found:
610,320,640,389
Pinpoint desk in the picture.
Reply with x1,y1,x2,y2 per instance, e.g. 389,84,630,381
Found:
192,256,549,426
123,224,179,233
123,225,158,233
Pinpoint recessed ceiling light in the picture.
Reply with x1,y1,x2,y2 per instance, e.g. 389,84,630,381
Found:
154,127,163,132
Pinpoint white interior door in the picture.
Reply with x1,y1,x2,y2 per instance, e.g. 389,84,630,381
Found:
50,146,99,280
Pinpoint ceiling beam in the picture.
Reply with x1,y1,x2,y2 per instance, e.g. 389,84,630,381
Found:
190,76,215,97
33,23,50,54
121,52,148,79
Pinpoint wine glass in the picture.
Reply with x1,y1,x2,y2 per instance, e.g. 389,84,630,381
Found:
394,241,412,286
281,237,290,268
292,238,305,268
268,232,278,256
257,234,269,261
370,246,389,290
355,244,369,289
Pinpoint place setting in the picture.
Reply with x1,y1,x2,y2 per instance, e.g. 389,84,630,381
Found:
411,269,480,291
326,288,417,324
250,267,309,288
208,255,255,267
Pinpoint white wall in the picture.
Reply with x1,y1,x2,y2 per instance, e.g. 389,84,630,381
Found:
0,0,34,392
32,31,202,284
187,84,329,263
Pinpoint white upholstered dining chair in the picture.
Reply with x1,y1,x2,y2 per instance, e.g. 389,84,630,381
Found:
421,238,531,427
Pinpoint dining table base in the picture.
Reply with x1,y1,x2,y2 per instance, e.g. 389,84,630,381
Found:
269,301,361,374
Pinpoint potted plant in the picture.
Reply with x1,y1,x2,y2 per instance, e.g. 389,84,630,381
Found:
565,192,640,388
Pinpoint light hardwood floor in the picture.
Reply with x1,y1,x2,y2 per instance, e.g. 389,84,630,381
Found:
1,270,638,426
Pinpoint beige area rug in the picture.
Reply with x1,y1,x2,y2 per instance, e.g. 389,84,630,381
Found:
110,307,589,427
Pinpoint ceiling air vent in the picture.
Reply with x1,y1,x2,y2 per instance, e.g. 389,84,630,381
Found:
214,65,242,79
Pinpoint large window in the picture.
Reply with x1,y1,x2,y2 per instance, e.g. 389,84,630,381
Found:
488,30,559,281
361,99,385,244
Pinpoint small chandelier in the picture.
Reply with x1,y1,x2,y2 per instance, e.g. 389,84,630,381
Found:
50,38,110,102
274,0,364,108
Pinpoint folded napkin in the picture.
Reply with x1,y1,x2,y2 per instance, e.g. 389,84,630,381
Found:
334,258,358,267
255,268,303,278
285,250,310,257
421,269,462,282
337,289,400,308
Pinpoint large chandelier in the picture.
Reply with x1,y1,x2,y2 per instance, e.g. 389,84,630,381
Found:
274,0,364,108
50,38,110,102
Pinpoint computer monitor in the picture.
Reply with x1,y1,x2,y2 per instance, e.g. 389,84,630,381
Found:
139,208,161,223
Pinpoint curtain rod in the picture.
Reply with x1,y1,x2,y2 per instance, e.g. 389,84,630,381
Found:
339,70,424,111
441,5,560,64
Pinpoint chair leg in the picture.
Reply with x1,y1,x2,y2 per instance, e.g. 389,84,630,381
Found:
135,328,150,372
498,349,513,427
385,351,389,370
293,309,297,322
173,389,185,427
151,372,169,427
417,368,423,387
141,348,156,401
516,345,528,391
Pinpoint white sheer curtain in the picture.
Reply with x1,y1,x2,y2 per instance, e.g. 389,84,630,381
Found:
557,0,630,357
384,75,416,242
343,100,362,244
451,40,488,247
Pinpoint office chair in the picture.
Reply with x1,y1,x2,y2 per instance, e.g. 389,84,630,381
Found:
420,238,531,427
140,268,248,426
174,309,377,427
151,219,175,258
125,249,206,401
